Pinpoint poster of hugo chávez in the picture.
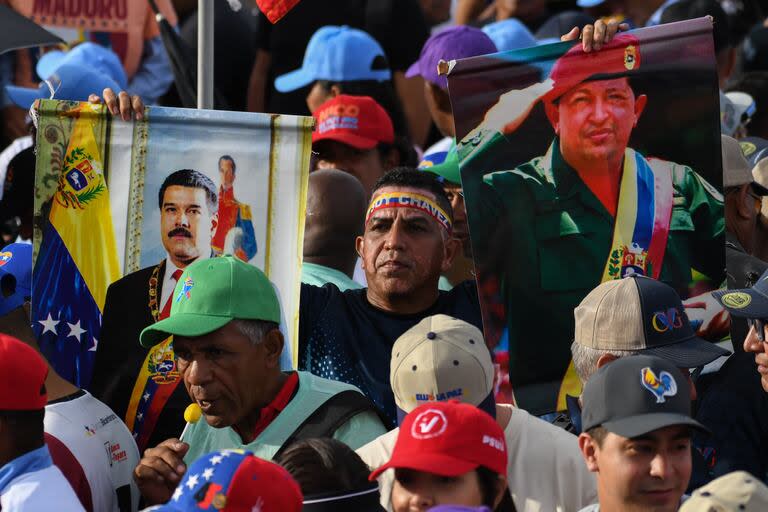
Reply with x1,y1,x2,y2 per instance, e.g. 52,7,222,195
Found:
447,18,725,413
31,100,312,449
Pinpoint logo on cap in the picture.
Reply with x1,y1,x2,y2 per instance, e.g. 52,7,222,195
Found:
624,45,637,70
741,141,757,157
317,104,360,134
720,291,752,309
641,367,678,403
651,308,684,333
411,409,448,440
176,276,195,303
0,251,12,266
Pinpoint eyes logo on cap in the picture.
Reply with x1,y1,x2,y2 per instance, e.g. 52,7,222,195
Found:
641,367,677,403
411,409,448,440
720,292,752,309
624,45,637,70
176,276,195,303
0,252,12,266
741,141,757,157
651,308,684,333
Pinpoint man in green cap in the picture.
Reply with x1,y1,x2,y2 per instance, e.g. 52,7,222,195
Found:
457,31,725,411
132,256,387,506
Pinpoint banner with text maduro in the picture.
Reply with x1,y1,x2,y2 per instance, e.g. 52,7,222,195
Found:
446,18,725,414
33,100,312,449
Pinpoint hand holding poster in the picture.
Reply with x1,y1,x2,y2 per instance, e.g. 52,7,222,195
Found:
447,18,725,413
32,100,312,449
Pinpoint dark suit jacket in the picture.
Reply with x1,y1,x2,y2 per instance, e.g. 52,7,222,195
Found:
88,264,190,449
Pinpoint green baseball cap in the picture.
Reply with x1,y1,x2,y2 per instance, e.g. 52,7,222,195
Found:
418,141,461,185
139,256,281,347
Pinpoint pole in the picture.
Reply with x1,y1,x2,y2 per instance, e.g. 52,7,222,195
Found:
197,0,214,109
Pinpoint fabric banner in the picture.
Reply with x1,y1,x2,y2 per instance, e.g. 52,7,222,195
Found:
32,99,312,398
446,18,726,414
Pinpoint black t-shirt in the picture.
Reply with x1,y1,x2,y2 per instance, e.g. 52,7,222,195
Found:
298,281,483,425
255,0,430,115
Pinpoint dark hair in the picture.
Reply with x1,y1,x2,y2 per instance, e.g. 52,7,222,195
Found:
316,77,411,140
157,169,217,213
476,466,516,512
0,409,45,453
218,155,236,174
660,0,731,53
377,137,419,169
371,167,454,223
275,438,373,496
587,426,609,447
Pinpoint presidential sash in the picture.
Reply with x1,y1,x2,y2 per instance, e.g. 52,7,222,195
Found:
556,148,674,410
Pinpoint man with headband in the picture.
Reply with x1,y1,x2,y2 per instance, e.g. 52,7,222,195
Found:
457,32,725,411
298,167,483,426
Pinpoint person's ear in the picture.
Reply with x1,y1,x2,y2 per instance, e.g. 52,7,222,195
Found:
210,212,219,234
262,328,284,369
355,236,366,269
579,433,600,472
633,94,648,125
440,234,460,273
544,101,560,135
330,84,343,97
596,352,618,369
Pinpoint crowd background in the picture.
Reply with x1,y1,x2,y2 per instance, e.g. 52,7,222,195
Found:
3,1,768,512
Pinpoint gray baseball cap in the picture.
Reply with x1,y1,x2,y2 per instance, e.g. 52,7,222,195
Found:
581,354,708,438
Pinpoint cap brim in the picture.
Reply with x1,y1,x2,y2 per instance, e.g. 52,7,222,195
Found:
36,50,65,79
603,412,709,439
4,84,44,109
712,288,768,318
139,313,232,347
405,61,421,79
641,337,731,368
369,451,478,481
312,130,379,150
274,68,316,93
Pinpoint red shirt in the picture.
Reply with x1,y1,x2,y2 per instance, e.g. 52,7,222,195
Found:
251,372,299,439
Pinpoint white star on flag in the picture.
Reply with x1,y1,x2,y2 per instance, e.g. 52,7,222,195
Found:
172,486,183,502
185,473,199,490
202,467,214,481
88,337,98,352
209,455,223,465
220,451,233,457
137,412,143,421
66,320,87,343
38,313,59,335
143,393,150,402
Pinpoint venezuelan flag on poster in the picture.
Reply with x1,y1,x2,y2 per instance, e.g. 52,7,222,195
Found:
33,103,120,387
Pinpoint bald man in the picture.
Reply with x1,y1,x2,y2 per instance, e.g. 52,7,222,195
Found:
301,169,366,291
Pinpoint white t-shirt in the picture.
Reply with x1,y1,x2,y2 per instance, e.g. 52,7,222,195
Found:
357,404,598,512
45,390,140,512
1,464,84,512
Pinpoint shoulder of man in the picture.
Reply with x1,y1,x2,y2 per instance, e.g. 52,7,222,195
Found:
648,157,723,203
105,265,158,300
356,427,398,469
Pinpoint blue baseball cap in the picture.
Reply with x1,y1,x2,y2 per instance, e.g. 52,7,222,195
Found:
714,268,768,319
275,25,391,93
5,63,123,109
0,243,32,317
481,18,537,52
406,26,497,89
577,0,605,7
148,450,303,512
37,43,128,90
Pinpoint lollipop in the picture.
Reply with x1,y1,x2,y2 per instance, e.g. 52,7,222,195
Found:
180,403,202,441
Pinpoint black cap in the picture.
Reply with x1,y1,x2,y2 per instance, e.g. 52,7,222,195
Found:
581,354,709,438
714,267,768,318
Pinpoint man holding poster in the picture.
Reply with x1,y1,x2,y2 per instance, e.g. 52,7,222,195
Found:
453,24,725,412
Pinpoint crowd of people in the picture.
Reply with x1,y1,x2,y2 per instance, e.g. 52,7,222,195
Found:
3,0,768,511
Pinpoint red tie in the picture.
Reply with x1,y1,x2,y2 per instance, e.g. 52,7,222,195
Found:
159,269,183,320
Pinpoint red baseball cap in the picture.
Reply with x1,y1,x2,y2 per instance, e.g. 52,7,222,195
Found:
542,33,642,104
312,94,395,150
369,401,507,480
0,334,48,410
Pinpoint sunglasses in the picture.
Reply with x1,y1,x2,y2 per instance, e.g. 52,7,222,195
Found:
748,318,768,342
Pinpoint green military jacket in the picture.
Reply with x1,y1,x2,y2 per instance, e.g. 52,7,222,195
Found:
460,132,724,402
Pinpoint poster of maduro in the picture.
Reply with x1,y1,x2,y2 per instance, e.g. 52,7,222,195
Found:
31,100,312,400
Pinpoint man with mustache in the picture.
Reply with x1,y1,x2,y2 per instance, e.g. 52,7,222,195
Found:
459,32,725,411
90,169,219,452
